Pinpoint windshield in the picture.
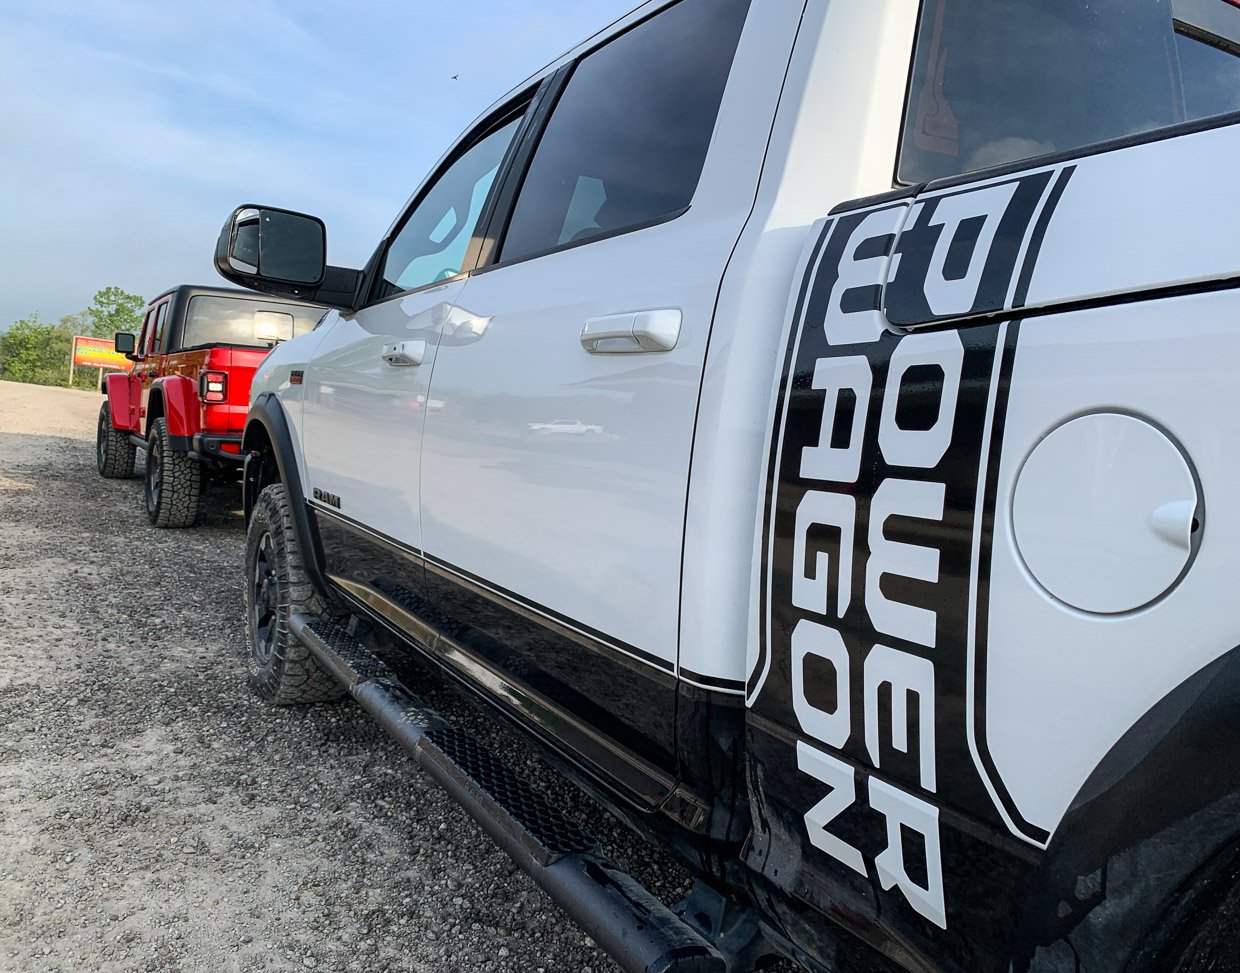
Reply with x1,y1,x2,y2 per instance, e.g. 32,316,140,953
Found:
181,296,322,349
899,0,1240,184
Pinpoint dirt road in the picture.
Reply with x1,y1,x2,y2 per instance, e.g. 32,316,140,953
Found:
0,380,698,973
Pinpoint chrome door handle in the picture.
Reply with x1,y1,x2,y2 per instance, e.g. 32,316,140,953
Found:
381,340,426,367
581,309,681,354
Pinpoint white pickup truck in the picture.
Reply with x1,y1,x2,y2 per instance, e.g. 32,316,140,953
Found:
213,1,1240,970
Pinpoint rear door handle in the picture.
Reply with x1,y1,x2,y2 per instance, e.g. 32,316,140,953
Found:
581,309,681,354
381,340,426,367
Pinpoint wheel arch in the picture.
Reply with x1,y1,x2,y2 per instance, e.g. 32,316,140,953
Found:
1013,644,1240,972
149,375,200,442
242,392,331,597
144,387,165,437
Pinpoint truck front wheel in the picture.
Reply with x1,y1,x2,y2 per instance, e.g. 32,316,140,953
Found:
243,483,344,704
144,418,199,528
96,402,136,479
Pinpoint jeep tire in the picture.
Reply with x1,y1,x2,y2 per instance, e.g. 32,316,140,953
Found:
243,483,345,704
144,417,200,528
96,402,136,479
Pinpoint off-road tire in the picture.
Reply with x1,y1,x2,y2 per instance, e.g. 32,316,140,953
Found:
96,402,136,479
243,483,345,704
144,418,200,528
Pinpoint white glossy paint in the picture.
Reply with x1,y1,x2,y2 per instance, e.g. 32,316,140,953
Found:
419,1,806,673
687,0,921,692
1011,412,1198,615
1027,125,1240,309
248,326,330,487
986,292,1240,835
300,282,465,552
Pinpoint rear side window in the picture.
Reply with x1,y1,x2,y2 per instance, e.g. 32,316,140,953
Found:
499,0,750,263
182,297,320,349
149,302,170,355
898,0,1240,185
136,308,153,355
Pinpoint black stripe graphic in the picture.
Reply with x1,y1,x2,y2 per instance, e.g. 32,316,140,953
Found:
1011,165,1076,309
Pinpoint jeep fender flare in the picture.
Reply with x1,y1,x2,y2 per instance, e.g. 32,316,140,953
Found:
1014,645,1240,972
103,372,137,432
242,392,331,597
148,375,200,445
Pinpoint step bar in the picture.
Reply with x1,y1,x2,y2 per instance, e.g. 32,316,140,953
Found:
290,613,742,973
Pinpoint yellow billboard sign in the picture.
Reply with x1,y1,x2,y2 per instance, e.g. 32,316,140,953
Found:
72,336,132,371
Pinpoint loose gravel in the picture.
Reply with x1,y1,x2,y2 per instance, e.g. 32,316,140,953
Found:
0,380,764,973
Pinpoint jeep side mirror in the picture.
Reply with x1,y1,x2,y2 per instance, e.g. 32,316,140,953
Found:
114,332,137,358
215,205,326,288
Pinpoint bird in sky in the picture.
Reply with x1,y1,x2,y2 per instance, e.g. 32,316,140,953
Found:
451,74,459,80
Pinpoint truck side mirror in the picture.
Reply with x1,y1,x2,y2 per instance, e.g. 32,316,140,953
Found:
215,205,326,288
114,332,137,358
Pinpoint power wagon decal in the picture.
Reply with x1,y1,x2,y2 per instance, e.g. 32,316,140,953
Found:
750,171,1073,934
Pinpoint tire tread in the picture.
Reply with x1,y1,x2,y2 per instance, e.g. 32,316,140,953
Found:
146,418,199,528
97,402,136,479
243,483,344,705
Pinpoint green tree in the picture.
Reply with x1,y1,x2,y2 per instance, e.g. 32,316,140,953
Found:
0,287,145,388
86,286,145,340
0,314,69,386
60,311,102,390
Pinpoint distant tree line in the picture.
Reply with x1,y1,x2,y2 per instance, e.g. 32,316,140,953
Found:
0,287,145,389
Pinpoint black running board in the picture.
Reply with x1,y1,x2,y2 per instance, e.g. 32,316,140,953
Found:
290,613,729,973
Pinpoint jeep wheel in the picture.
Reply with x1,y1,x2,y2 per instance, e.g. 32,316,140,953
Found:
243,483,344,704
96,402,136,479
144,417,200,528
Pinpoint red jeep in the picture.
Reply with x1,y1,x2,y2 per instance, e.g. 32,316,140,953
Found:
95,285,322,527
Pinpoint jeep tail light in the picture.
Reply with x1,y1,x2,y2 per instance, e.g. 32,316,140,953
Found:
200,370,227,403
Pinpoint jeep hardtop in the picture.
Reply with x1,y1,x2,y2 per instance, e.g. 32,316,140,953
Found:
95,284,322,527
209,1,1240,970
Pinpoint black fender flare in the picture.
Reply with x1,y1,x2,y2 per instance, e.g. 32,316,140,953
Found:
1014,644,1240,972
242,392,332,598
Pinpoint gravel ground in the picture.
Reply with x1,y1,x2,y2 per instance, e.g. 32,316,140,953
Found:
0,379,762,973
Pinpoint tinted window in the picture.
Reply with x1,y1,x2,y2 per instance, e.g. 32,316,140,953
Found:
499,0,750,263
182,297,320,349
149,302,170,354
136,308,153,355
899,0,1240,184
375,118,521,301
1177,30,1240,118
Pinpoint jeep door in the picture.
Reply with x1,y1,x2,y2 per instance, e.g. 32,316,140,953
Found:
299,105,528,606
748,1,1240,969
418,0,799,805
129,296,170,431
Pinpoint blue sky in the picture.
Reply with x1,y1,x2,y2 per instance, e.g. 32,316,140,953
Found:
0,0,635,329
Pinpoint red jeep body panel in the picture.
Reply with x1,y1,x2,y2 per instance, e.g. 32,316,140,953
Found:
104,285,320,458
104,372,138,433
154,346,268,438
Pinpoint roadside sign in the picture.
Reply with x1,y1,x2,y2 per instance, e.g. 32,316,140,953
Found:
72,336,132,371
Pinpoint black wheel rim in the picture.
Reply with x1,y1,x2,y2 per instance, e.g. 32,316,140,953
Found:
251,532,279,667
96,409,108,470
145,437,161,514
